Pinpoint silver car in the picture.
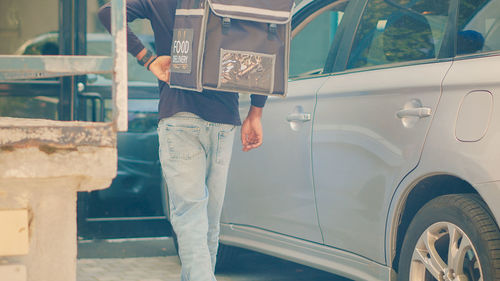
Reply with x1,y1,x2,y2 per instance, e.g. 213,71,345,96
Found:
217,0,500,280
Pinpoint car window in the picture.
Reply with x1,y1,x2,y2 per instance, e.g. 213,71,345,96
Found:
289,1,349,78
347,0,451,69
458,0,500,55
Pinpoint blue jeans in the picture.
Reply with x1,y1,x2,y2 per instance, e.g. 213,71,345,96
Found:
157,112,236,281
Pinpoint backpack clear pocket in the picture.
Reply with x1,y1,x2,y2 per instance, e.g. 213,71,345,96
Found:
218,49,276,94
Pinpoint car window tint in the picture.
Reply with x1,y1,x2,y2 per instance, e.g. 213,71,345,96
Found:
289,2,348,78
347,0,450,69
458,0,500,55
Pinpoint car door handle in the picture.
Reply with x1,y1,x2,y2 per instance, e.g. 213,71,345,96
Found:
396,107,432,118
286,113,311,122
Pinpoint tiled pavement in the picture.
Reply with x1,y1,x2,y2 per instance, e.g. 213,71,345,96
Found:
76,238,350,281
77,256,182,281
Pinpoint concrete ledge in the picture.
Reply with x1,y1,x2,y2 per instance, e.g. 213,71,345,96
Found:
0,117,116,148
0,147,116,191
0,117,117,191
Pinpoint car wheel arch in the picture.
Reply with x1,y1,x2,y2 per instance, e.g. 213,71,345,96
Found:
389,174,484,272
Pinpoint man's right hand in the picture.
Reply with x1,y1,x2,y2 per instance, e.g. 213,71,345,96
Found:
148,56,171,83
241,106,264,152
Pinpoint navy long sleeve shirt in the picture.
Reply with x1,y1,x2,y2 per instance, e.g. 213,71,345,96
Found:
98,0,267,125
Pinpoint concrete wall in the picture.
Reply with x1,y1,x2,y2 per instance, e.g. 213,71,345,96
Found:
0,185,77,281
0,117,117,281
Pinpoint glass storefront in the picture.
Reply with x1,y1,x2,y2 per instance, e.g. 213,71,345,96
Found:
78,0,168,238
0,0,60,120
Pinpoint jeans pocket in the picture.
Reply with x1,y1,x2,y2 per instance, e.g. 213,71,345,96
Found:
216,125,236,165
164,125,204,160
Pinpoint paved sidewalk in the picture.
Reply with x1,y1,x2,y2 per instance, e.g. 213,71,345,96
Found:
77,255,349,281
77,256,181,281
77,238,350,281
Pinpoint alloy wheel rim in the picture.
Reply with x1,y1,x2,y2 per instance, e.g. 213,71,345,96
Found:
410,222,483,281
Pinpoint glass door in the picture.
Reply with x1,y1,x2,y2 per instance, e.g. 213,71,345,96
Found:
77,0,170,239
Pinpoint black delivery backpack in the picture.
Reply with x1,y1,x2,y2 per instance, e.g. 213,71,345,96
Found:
170,0,294,97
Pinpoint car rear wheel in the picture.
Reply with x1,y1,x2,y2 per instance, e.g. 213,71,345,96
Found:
398,194,500,281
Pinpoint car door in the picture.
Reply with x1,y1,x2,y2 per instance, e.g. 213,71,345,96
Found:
221,0,348,243
311,0,454,264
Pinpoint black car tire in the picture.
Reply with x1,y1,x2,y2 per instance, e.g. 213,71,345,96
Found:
398,194,500,281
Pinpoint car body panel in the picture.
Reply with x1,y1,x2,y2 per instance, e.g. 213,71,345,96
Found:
223,0,459,277
223,77,328,243
385,54,500,268
418,55,500,185
312,61,452,264
219,223,392,281
475,181,500,229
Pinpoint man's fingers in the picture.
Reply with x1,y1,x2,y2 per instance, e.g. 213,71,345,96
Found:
158,56,171,68
149,56,172,83
162,57,171,82
241,128,248,146
241,133,262,152
240,114,263,152
242,142,261,152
